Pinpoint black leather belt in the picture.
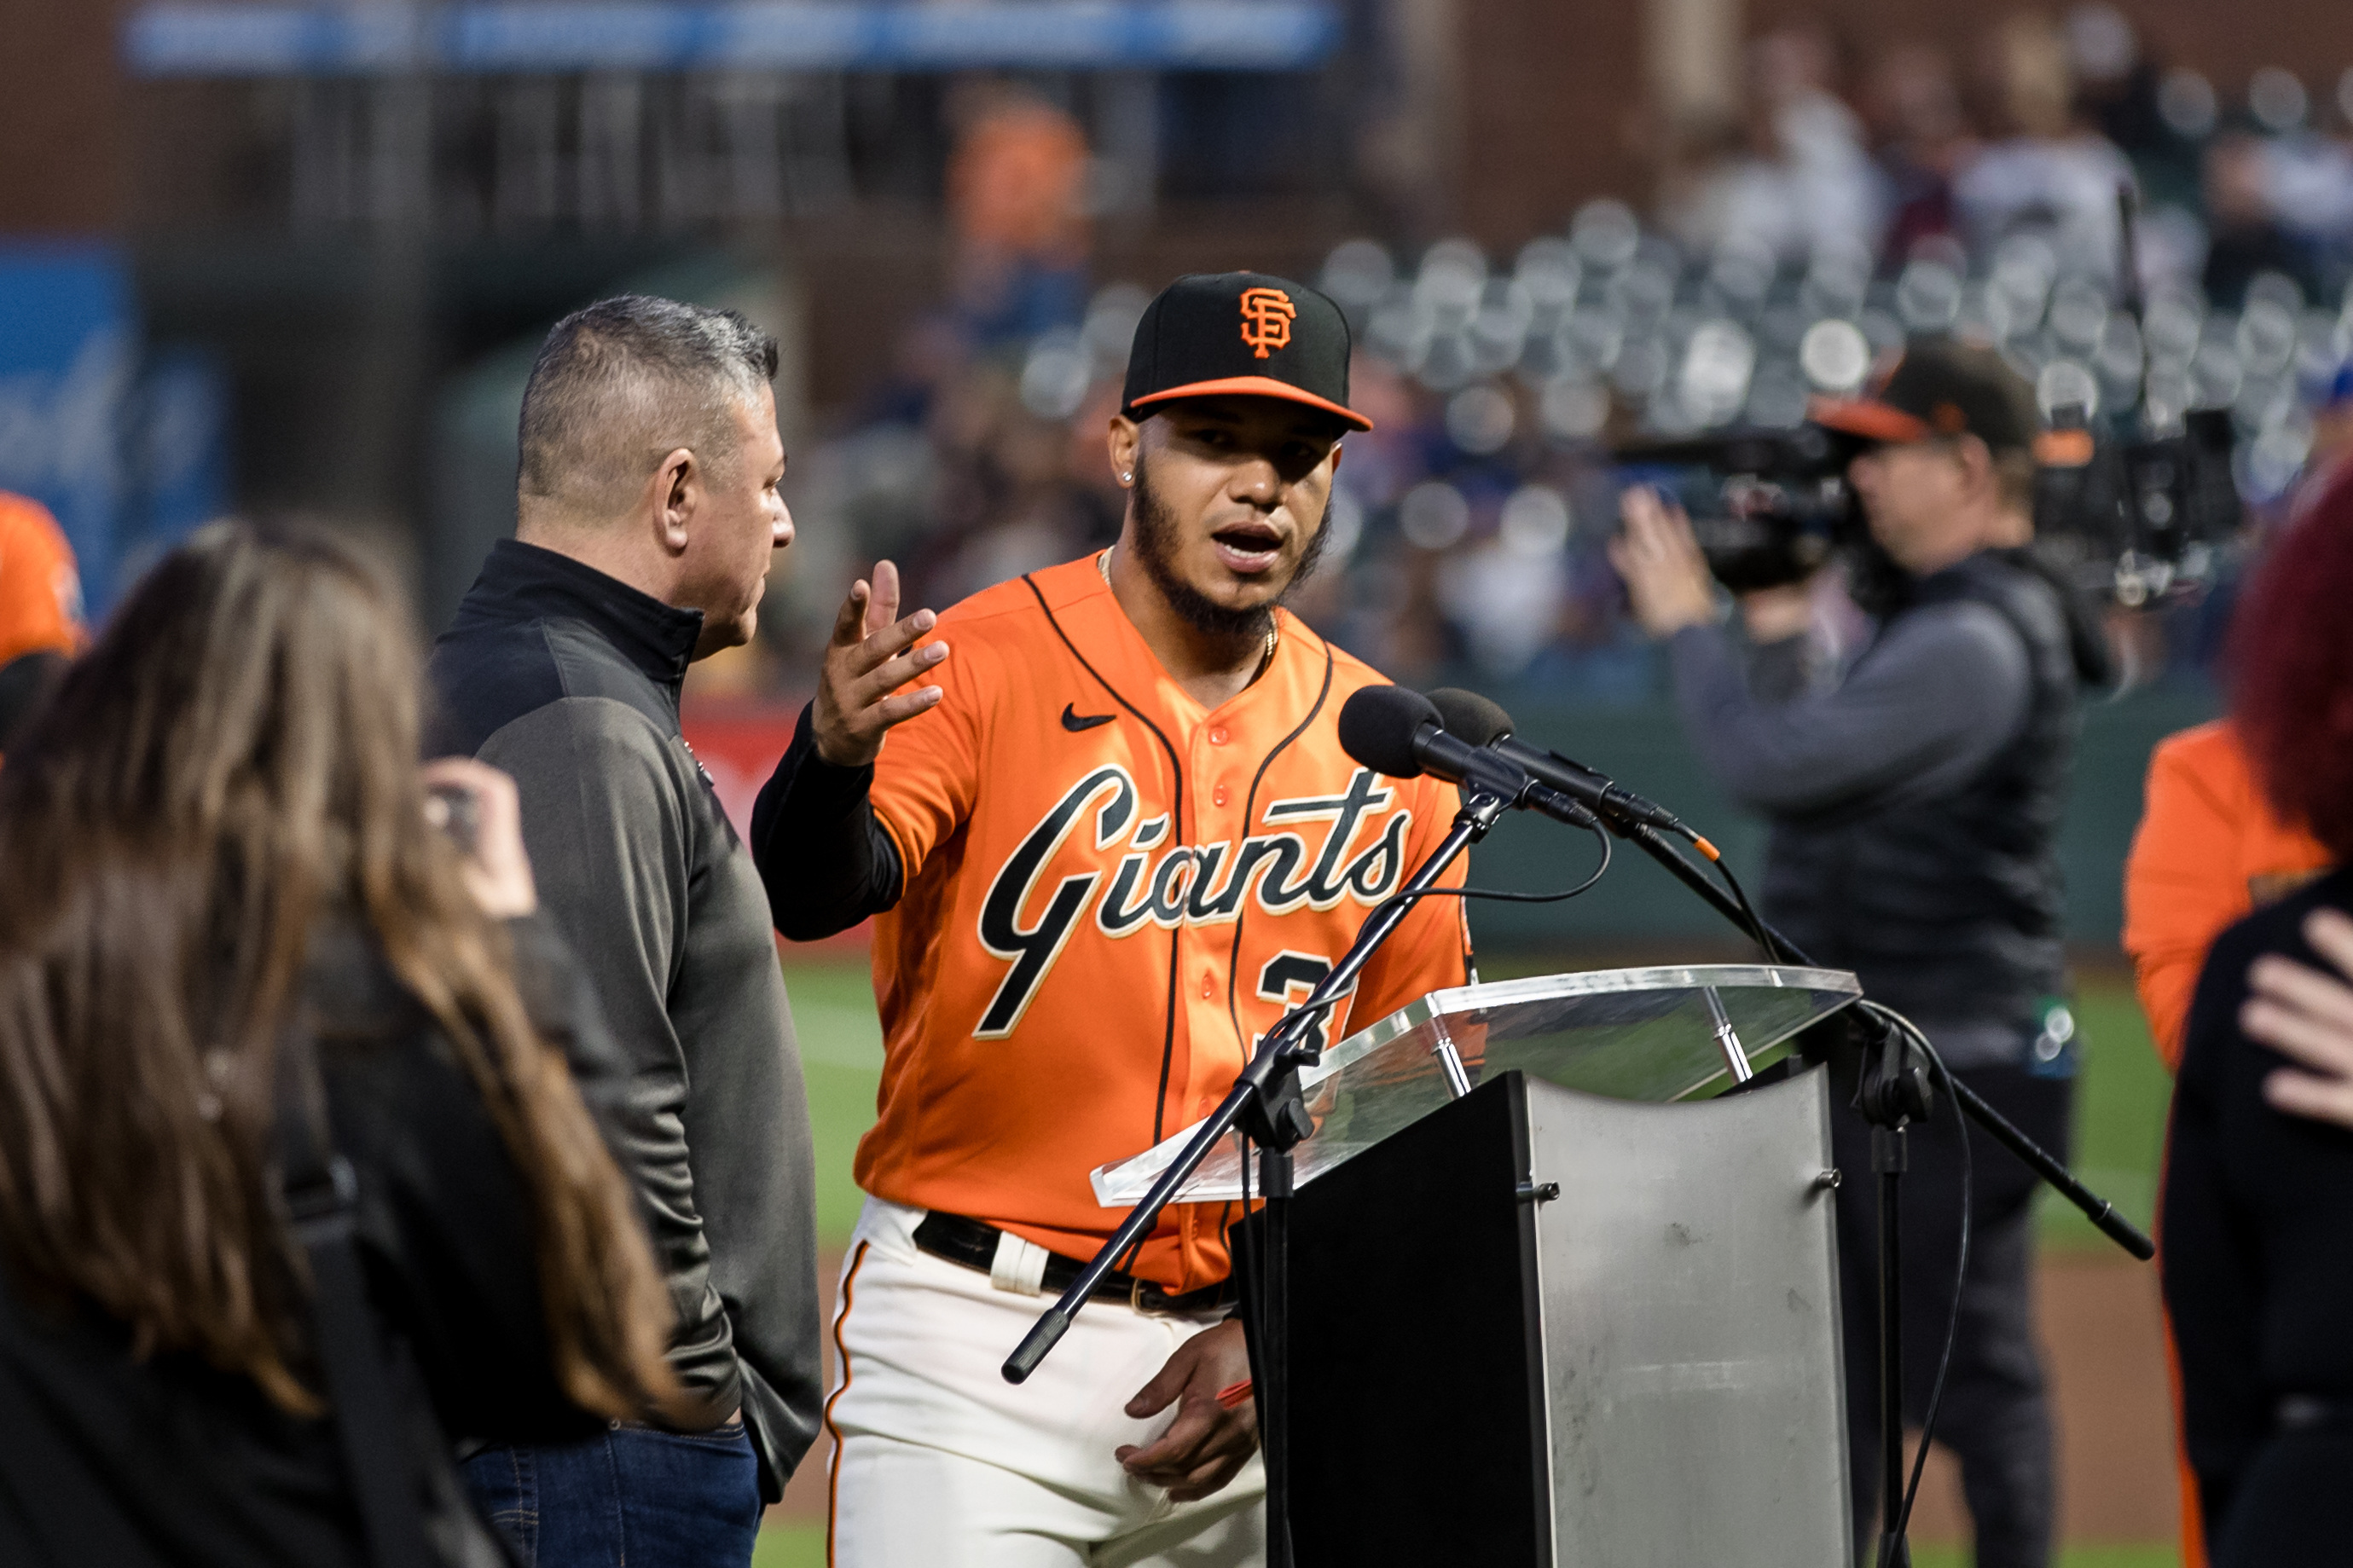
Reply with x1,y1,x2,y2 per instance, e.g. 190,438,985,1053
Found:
912,1212,1234,1316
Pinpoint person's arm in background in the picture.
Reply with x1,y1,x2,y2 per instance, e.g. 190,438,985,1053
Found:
1664,605,2030,817
752,562,945,937
1723,581,1826,705
1611,487,2031,819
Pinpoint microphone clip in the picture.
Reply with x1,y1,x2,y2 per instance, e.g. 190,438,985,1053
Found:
1457,784,1513,831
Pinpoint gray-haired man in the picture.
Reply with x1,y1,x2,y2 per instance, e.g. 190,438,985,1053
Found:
428,295,820,1568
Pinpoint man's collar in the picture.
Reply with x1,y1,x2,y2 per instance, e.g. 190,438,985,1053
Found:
465,537,704,690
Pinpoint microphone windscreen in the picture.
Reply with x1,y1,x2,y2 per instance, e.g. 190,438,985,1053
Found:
1338,685,1440,779
1426,687,1515,749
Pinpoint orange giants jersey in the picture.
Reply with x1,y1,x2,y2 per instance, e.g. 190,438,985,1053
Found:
858,554,1472,1293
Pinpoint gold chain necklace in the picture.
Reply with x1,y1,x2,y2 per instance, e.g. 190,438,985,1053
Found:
1099,545,1279,676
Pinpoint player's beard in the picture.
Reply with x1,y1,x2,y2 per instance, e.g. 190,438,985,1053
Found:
1128,450,1332,641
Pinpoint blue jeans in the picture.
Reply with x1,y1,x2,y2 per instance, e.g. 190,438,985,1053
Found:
461,1425,763,1568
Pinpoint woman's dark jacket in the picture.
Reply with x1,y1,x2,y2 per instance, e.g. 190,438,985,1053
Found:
2163,867,2353,1545
0,915,628,1567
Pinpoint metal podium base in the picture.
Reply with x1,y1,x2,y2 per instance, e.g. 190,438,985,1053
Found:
1245,1067,1852,1567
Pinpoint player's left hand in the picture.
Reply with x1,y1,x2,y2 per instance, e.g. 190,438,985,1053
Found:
813,558,947,768
2246,907,2353,1128
1115,1317,1258,1501
1608,485,1719,639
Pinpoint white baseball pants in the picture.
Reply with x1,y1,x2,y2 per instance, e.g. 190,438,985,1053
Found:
823,1198,1266,1567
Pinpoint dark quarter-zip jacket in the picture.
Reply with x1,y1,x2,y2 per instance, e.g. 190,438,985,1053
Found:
426,538,820,1499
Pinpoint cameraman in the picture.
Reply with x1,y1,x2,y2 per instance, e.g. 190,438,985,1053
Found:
1612,340,2109,1568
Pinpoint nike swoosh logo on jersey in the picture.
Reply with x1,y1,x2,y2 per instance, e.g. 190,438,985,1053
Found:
1061,703,1116,732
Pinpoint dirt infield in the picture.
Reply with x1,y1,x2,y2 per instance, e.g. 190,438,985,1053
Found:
774,1247,2181,1548
1907,1250,2178,1545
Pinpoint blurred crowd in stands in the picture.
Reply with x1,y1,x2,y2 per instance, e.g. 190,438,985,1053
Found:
698,8,2353,705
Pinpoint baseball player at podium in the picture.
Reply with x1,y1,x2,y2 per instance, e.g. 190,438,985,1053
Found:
752,272,1471,1565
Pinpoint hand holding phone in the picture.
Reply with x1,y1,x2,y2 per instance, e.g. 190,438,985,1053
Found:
420,757,538,918
425,782,481,854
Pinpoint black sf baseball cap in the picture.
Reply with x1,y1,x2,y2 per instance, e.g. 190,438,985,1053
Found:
1121,271,1374,432
1811,337,2040,454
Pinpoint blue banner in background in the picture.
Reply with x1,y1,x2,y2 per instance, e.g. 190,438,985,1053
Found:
0,246,229,616
124,1,1342,76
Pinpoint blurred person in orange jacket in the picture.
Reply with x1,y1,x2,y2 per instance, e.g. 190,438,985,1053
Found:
2124,721,2332,1068
0,492,84,751
943,86,1092,344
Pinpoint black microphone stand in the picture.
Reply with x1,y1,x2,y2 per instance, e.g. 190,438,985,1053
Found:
1592,809,2151,1567
1003,788,1511,1568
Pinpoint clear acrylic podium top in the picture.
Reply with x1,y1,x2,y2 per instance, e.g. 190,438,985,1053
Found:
1092,964,1862,1206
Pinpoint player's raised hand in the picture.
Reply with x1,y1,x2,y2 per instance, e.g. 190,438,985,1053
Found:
1114,1318,1258,1502
812,559,948,767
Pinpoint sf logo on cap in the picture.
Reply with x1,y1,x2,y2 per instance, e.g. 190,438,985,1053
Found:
1238,287,1296,359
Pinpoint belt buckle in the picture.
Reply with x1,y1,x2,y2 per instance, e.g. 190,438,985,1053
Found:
1129,1277,1170,1316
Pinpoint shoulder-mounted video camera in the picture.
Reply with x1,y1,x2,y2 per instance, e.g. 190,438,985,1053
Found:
1610,424,1869,593
1612,406,2241,606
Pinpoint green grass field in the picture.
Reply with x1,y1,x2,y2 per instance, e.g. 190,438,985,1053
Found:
754,1525,823,1568
782,957,891,1250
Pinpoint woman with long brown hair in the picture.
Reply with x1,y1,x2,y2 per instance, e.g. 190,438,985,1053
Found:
0,521,678,1566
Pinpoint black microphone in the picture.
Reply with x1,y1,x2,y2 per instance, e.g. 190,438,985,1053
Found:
1426,688,1689,837
1338,686,1529,800
1336,687,1599,828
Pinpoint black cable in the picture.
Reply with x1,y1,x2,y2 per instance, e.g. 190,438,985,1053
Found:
1858,1000,1973,1565
1713,846,1769,958
1363,818,1613,925
1702,839,1776,957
